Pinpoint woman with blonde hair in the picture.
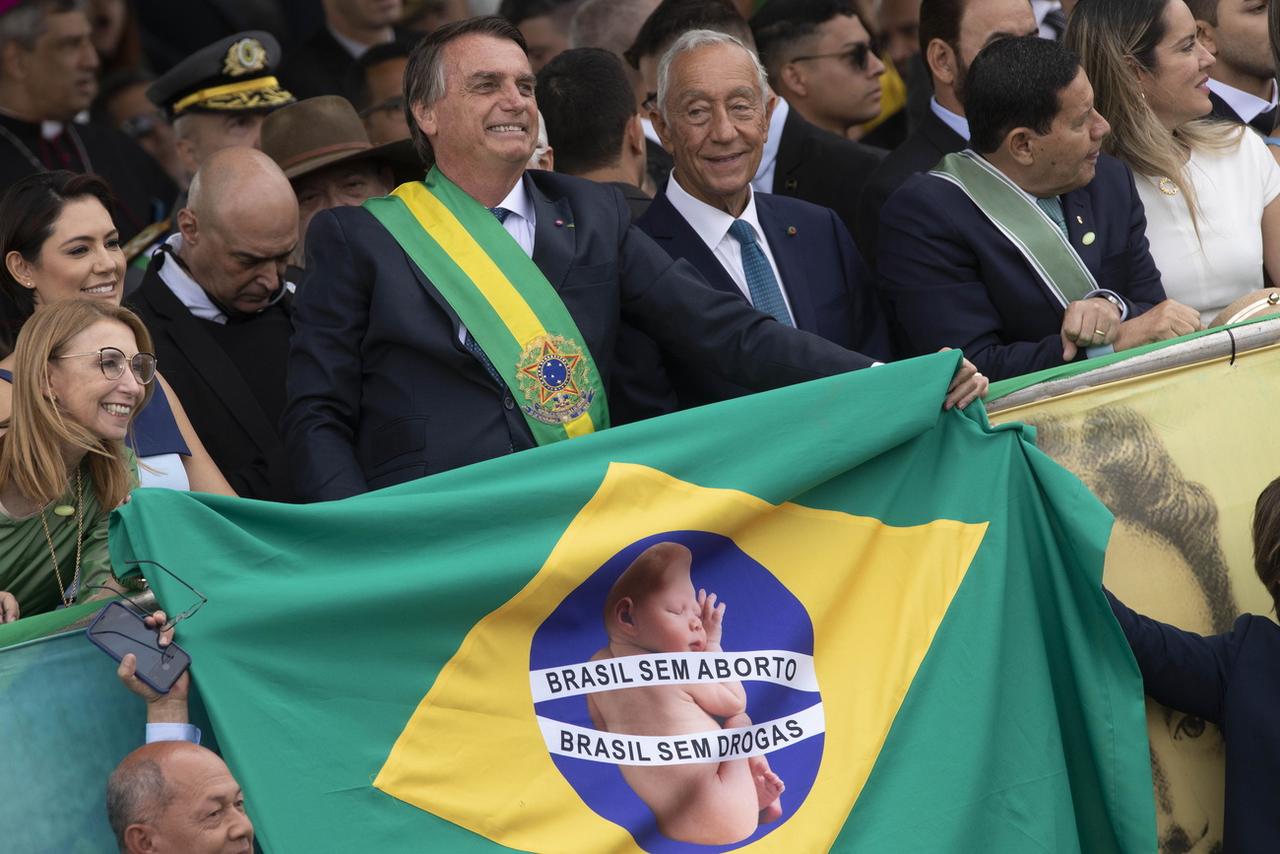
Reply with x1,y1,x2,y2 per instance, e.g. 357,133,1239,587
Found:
1065,0,1280,326
0,299,153,621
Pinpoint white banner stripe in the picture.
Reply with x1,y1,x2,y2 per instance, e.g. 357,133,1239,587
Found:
538,703,825,766
529,651,818,703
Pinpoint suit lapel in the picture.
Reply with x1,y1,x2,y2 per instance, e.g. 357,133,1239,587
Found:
756,197,815,330
137,261,281,453
529,175,576,291
772,108,809,194
644,191,743,298
921,111,968,163
1063,188,1102,276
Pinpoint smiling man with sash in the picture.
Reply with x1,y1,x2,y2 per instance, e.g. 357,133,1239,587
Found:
283,15,988,502
877,36,1201,382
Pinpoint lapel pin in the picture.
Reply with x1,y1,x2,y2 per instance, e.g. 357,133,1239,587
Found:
1076,215,1083,224
1082,231,1096,246
554,219,564,227
786,226,798,236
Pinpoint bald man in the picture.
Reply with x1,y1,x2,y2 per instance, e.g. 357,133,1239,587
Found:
130,147,300,501
110,609,253,854
108,742,253,854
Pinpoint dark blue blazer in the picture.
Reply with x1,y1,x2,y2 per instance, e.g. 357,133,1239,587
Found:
284,170,876,501
633,188,893,407
1108,591,1280,852
876,153,1167,381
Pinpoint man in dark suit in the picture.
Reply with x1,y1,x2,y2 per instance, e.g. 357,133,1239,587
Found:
0,2,175,245
279,0,401,100
636,29,892,406
626,0,882,239
536,48,651,221
856,0,1038,265
1186,0,1278,135
878,37,1199,382
131,148,297,501
284,16,986,502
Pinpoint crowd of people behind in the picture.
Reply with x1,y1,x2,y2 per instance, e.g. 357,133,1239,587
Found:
0,0,1279,850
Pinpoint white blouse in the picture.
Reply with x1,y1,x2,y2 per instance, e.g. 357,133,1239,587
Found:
1135,129,1280,326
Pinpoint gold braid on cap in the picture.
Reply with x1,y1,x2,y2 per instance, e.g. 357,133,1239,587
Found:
172,77,294,115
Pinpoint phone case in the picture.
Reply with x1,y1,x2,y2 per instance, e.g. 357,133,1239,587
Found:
86,601,190,694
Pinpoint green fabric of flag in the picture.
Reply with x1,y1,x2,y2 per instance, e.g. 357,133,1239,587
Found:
109,352,1156,853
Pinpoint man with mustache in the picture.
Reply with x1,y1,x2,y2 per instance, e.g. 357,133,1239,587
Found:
877,35,1195,382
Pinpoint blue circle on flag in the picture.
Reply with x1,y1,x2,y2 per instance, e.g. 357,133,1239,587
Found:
529,531,822,853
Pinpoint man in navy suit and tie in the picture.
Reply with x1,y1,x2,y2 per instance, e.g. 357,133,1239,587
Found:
284,16,986,501
877,36,1200,382
635,28,892,406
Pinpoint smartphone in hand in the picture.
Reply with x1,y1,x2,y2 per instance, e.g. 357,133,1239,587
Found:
86,601,190,694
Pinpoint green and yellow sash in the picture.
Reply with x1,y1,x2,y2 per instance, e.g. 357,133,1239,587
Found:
930,150,1097,306
364,168,609,446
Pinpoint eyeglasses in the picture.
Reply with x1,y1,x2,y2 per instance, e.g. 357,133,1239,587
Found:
789,40,880,72
52,347,157,384
642,91,658,113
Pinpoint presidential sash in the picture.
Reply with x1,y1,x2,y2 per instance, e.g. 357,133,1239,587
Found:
930,150,1097,306
364,168,609,445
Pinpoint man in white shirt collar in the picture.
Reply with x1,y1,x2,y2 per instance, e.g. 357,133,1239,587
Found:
649,32,790,317
1189,0,1279,135
159,149,298,321
637,27,896,405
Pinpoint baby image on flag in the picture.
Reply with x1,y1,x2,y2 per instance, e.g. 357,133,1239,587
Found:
587,542,785,844
529,530,825,853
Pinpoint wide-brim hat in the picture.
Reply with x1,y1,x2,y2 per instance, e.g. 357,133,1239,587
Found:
261,95,424,185
1210,288,1280,328
148,31,295,119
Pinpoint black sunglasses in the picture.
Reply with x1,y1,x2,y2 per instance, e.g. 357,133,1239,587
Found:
789,40,880,72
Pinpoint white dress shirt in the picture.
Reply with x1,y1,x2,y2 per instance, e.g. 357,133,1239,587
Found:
665,171,794,321
751,98,790,194
641,117,662,146
145,722,201,744
1207,78,1279,126
1031,1,1062,38
930,97,970,142
156,233,227,325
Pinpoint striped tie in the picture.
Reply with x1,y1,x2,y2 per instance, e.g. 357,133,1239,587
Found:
1036,196,1069,241
728,219,793,326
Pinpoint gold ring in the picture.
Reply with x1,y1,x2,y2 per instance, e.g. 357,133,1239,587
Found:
1094,328,1106,338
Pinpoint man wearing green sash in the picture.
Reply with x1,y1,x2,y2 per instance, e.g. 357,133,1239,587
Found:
877,36,1201,382
282,15,988,502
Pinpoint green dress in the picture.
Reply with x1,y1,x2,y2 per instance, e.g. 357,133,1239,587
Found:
0,471,114,618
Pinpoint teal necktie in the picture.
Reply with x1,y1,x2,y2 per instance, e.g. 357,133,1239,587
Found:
1036,196,1069,241
727,219,793,326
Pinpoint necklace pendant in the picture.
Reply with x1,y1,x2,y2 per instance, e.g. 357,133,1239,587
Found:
52,504,74,517
1158,176,1179,196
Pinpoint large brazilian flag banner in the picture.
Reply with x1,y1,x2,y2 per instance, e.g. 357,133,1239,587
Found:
109,352,1155,853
